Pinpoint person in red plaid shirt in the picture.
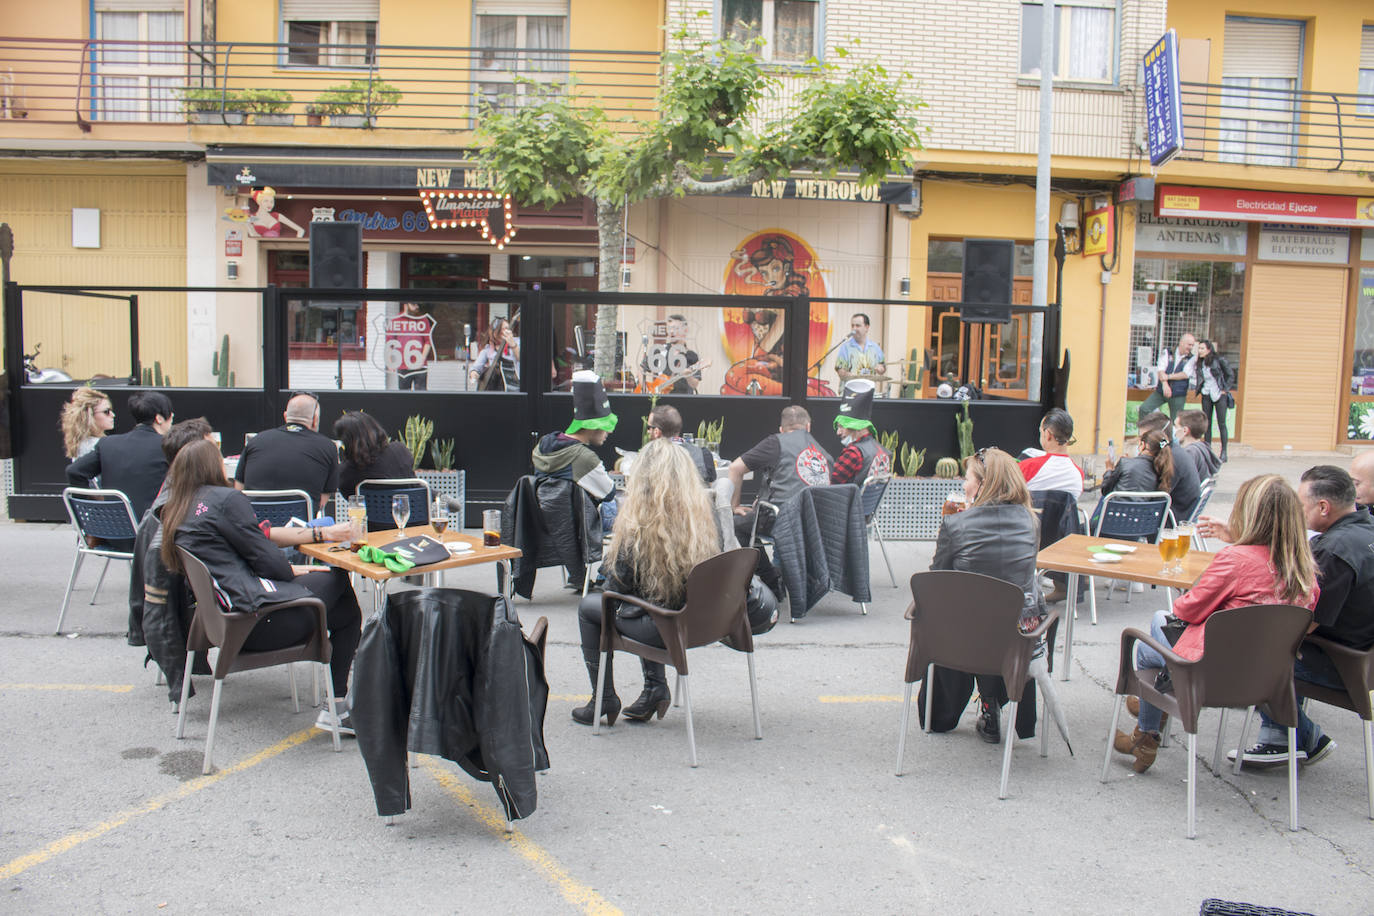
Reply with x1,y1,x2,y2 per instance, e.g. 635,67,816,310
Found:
831,379,890,485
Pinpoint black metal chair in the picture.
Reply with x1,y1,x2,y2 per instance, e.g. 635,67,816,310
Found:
57,487,139,635
357,478,432,531
243,489,313,528
1088,490,1171,622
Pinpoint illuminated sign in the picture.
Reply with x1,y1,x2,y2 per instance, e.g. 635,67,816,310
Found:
418,190,517,248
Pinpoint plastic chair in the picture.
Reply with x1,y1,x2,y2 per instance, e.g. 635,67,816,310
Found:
591,548,761,767
859,471,897,589
57,487,139,635
243,489,314,528
896,570,1063,799
1288,635,1374,820
1088,490,1171,623
1100,604,1311,838
357,478,432,531
174,547,342,775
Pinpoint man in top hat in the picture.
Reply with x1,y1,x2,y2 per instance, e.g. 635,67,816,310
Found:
532,370,618,501
830,379,890,485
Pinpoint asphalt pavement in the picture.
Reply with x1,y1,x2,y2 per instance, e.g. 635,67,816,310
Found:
2,449,1372,915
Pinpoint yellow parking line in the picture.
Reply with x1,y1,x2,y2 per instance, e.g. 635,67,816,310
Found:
819,695,904,703
0,683,135,693
549,694,588,702
0,726,319,881
421,758,623,916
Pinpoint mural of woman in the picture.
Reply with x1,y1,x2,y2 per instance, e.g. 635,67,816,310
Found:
248,186,305,239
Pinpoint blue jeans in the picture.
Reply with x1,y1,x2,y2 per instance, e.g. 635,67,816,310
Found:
1257,644,1345,752
1134,610,1174,734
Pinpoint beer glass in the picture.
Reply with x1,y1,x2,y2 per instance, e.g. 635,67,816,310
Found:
942,491,967,517
432,498,448,536
1173,524,1193,574
346,497,367,550
391,494,410,532
1157,528,1177,575
482,509,502,547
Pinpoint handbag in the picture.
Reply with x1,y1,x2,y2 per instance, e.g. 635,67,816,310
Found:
1223,391,1235,410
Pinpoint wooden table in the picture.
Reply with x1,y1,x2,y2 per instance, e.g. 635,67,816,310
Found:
299,525,522,611
1035,534,1217,680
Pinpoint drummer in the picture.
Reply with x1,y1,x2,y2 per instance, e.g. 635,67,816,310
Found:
835,313,886,388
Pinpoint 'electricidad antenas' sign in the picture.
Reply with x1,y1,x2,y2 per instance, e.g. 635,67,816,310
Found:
1143,30,1184,167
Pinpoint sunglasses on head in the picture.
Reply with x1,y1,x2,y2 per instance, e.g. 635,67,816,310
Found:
290,390,320,403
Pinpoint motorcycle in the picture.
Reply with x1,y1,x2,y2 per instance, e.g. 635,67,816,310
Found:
23,343,73,384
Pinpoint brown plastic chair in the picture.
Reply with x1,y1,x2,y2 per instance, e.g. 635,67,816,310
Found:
1100,603,1311,838
895,570,1063,799
174,547,342,774
1291,635,1374,819
591,548,761,767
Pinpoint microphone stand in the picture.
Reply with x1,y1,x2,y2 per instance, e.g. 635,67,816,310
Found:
808,333,853,383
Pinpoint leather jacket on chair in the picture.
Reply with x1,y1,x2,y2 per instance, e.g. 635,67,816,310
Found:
351,588,550,821
502,475,603,600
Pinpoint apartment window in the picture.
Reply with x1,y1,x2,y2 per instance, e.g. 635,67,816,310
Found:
94,1,183,122
474,2,569,113
721,0,818,64
1358,26,1374,116
1019,2,1115,82
281,0,379,68
1219,17,1303,166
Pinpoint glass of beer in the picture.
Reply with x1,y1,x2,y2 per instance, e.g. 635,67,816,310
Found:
482,509,502,547
1173,524,1194,573
942,491,967,517
432,498,448,536
347,497,368,551
1157,528,1177,574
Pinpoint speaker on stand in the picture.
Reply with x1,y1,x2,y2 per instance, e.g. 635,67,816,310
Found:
959,239,1014,396
308,221,363,389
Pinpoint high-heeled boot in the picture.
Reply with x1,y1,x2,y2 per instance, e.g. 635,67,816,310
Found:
622,660,671,722
571,658,621,726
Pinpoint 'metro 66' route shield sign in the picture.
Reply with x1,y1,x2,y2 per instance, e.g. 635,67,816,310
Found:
384,312,435,374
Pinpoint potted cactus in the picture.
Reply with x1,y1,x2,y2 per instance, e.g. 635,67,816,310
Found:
407,421,465,524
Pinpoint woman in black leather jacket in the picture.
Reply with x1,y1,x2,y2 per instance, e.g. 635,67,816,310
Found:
1191,339,1233,463
160,439,362,731
926,448,1046,743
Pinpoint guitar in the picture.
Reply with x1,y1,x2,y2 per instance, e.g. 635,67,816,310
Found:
635,360,711,395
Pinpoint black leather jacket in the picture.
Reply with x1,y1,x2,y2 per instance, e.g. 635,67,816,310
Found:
351,588,550,820
502,475,603,599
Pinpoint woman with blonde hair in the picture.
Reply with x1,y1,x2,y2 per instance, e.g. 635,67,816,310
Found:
60,386,115,459
573,437,722,726
924,448,1046,744
1114,474,1318,773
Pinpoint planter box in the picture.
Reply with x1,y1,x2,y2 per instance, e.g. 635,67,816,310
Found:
872,477,964,540
252,112,294,126
416,469,465,524
328,114,375,128
188,110,246,125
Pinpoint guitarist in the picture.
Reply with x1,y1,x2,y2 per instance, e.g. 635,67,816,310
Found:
642,314,701,394
469,316,520,391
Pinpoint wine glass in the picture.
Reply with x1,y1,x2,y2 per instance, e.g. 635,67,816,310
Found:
1157,527,1177,575
391,494,411,532
432,497,448,536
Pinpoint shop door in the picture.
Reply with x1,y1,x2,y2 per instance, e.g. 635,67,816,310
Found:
1240,264,1347,449
925,274,1033,397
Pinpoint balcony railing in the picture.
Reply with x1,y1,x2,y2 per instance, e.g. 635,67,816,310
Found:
1177,81,1374,171
0,37,663,132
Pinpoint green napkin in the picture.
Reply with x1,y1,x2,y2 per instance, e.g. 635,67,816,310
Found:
357,544,416,573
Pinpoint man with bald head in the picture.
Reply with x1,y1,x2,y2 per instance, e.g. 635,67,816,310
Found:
1139,332,1196,419
1349,451,1374,512
234,391,340,514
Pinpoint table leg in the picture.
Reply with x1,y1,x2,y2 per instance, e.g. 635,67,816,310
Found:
373,579,390,615
1061,572,1077,681
498,559,513,603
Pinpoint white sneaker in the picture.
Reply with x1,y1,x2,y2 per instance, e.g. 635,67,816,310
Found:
1129,582,1144,593
314,706,355,738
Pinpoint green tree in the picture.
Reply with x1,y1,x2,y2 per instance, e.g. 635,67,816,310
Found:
475,24,925,377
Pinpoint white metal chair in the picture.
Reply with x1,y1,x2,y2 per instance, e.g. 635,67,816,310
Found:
57,487,139,634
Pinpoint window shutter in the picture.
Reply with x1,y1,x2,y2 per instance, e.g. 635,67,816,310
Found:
1222,18,1302,80
1361,27,1374,70
95,0,182,10
474,0,568,15
281,0,379,21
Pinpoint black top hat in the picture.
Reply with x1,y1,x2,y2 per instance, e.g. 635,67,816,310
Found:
836,379,876,431
567,370,618,434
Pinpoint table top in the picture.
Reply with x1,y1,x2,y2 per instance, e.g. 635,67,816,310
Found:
1036,533,1216,590
298,525,521,581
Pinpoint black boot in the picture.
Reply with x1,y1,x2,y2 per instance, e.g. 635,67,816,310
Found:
975,698,1001,744
571,658,620,726
622,660,671,722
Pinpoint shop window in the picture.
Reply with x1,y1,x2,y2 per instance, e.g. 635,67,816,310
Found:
281,1,379,67
1129,259,1245,392
1019,2,1115,82
721,0,819,64
93,3,183,121
1347,267,1374,440
474,3,569,114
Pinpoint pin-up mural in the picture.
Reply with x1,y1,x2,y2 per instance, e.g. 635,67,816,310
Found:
720,230,834,396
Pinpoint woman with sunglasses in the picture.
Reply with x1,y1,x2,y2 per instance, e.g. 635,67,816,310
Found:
924,448,1046,745
60,386,115,460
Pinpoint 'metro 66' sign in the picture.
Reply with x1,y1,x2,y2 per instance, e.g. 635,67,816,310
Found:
384,312,435,372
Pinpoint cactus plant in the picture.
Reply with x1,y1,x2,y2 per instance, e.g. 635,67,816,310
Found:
899,444,926,478
402,415,434,467
935,457,960,479
430,438,455,472
139,362,170,387
211,334,234,388
956,400,974,464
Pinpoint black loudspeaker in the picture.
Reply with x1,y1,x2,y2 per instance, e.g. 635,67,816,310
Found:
309,221,363,289
961,239,1014,324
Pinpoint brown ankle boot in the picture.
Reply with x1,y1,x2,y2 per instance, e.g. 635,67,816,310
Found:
1131,730,1161,773
1114,727,1139,755
1124,696,1168,729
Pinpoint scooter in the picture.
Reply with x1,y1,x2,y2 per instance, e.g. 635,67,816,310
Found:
23,343,73,384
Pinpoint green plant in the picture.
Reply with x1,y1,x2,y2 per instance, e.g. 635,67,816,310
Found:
956,400,974,464
139,361,169,387
402,415,434,467
430,438,455,472
307,87,358,116
211,334,234,387
934,457,960,479
695,417,725,446
899,444,926,478
312,79,402,116
179,86,245,112
879,429,901,456
241,88,293,114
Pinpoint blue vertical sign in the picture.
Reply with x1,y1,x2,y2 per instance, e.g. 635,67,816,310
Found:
1143,29,1184,167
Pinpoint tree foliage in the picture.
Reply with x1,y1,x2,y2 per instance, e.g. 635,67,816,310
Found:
475,24,926,376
